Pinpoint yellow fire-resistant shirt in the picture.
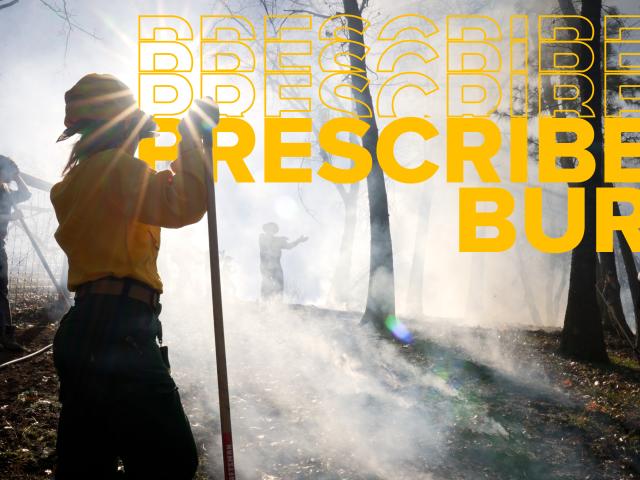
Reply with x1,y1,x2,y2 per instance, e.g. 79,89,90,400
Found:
51,144,207,292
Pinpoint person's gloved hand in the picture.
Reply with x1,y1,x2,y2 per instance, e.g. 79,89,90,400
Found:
178,97,220,142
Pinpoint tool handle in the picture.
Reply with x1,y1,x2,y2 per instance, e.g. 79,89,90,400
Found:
202,137,236,480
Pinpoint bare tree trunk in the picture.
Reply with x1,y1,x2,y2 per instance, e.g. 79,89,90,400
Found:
330,184,359,308
551,256,569,323
465,252,484,321
405,185,433,317
560,0,608,362
515,245,542,325
599,249,628,332
0,0,20,11
342,0,395,329
614,202,640,346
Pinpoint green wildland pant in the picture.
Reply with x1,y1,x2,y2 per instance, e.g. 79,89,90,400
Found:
53,293,198,480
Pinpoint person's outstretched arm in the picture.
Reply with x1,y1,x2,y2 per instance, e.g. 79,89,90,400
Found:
117,131,208,229
10,173,31,204
283,235,308,250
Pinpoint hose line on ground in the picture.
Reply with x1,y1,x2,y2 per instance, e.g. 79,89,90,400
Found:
0,343,53,370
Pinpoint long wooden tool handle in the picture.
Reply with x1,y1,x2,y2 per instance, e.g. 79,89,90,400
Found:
203,140,236,480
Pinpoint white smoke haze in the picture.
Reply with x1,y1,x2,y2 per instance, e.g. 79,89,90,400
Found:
158,226,578,478
1,0,639,478
165,296,528,479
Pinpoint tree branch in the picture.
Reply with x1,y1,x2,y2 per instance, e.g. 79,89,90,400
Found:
297,183,321,224
284,8,332,19
334,182,348,202
214,1,255,38
557,0,577,16
0,0,20,11
38,0,100,41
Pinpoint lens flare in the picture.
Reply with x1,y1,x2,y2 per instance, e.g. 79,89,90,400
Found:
384,315,413,344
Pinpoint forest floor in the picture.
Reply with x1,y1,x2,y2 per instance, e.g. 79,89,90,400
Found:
0,304,639,479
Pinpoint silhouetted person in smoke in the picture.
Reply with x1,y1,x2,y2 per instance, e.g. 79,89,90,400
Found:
0,155,31,351
260,222,307,301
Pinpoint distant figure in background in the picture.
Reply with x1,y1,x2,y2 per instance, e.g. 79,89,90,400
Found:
259,222,307,302
0,155,31,351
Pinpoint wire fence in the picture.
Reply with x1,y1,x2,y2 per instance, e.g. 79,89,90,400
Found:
6,175,67,314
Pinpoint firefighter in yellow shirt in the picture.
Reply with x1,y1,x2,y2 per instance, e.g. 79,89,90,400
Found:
51,74,215,479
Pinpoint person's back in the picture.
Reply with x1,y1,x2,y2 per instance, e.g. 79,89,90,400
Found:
260,232,286,267
52,149,166,292
0,188,20,243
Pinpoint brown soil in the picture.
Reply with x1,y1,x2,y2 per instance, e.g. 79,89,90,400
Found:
0,307,638,479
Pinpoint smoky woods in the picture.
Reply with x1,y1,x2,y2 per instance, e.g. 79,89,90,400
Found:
138,114,640,254
3,0,640,479
138,12,640,255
